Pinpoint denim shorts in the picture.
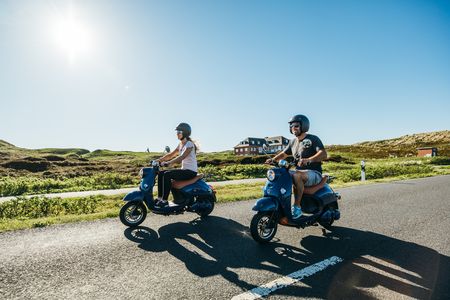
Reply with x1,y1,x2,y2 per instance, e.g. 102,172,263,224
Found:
290,170,323,187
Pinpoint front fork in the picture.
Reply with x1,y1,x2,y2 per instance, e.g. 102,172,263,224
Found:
143,194,155,209
265,210,279,228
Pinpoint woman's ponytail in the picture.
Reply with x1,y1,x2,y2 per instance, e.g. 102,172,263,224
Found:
186,137,199,152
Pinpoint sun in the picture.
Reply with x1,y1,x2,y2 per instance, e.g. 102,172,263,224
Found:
50,9,93,64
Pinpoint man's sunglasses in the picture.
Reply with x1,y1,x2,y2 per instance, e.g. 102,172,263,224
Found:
176,130,184,134
290,123,300,128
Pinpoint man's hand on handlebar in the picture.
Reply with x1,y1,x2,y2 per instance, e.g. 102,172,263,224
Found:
298,158,312,167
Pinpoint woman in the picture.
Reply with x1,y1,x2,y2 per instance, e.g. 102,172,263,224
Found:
155,122,198,207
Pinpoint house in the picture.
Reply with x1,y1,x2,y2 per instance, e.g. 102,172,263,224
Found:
417,147,438,157
234,136,289,156
264,136,290,154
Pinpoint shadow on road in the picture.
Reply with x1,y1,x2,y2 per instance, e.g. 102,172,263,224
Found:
123,217,449,299
302,227,450,299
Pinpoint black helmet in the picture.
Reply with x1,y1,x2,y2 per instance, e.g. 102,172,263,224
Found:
288,114,310,134
175,122,191,138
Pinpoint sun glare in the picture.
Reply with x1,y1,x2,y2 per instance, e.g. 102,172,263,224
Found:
50,8,94,64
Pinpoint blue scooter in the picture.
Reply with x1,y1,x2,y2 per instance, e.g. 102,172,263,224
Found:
119,148,216,227
250,157,341,243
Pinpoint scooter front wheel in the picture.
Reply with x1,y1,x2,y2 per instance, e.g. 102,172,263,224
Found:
250,212,278,243
119,201,147,227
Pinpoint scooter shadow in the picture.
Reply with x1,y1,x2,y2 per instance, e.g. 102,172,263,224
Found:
124,216,315,292
123,217,450,299
301,226,450,299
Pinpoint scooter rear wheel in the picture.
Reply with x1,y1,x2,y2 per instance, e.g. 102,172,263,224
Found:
195,194,216,218
318,205,338,230
197,201,215,218
120,202,147,227
250,212,278,243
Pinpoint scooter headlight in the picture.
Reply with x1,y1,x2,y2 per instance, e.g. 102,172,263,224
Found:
267,170,276,181
139,168,144,178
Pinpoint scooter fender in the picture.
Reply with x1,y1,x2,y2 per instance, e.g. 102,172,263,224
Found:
181,179,213,196
314,184,338,207
252,197,278,212
123,190,145,202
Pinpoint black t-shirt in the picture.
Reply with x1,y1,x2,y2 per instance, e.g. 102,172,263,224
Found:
283,134,325,173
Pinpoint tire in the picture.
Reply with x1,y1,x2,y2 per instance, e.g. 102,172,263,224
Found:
250,212,278,243
119,202,147,227
196,194,216,218
318,216,334,230
318,204,337,230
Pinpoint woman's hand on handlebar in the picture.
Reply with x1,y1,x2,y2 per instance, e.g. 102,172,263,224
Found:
265,158,275,165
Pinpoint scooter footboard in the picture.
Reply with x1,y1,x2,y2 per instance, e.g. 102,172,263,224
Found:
252,197,278,212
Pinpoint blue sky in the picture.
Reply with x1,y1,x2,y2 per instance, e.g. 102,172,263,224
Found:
1,0,449,152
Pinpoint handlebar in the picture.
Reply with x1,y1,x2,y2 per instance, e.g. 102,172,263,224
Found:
266,158,311,168
265,159,296,168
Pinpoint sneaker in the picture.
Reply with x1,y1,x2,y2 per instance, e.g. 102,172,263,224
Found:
291,205,302,219
155,199,168,207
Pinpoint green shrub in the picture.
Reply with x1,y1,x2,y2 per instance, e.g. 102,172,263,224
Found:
198,164,269,181
0,196,101,219
428,157,450,165
0,174,138,197
330,163,434,183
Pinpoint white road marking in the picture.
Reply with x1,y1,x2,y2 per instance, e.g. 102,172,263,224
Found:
232,256,343,300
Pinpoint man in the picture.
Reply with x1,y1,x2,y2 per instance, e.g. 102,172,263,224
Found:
265,114,327,219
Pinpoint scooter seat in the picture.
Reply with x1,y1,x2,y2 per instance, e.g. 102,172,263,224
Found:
304,175,328,195
171,174,204,190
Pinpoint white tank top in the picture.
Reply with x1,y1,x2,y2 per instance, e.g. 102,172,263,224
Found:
178,141,198,172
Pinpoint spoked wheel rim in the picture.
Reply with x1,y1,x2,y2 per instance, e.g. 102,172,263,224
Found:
251,212,278,243
257,215,275,239
124,204,145,224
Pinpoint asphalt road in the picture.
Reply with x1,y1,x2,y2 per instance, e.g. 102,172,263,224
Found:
1,175,450,299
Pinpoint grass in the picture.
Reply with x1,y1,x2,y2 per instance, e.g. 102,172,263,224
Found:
0,173,138,197
0,194,122,232
2,169,450,233
213,183,265,202
2,138,450,232
0,183,268,232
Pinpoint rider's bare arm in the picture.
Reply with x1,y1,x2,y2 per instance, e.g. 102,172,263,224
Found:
266,151,289,164
166,147,193,166
159,148,179,162
302,149,327,165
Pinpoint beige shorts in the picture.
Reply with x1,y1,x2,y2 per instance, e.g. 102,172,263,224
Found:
290,170,323,187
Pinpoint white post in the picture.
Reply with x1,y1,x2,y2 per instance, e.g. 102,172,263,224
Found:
361,160,366,181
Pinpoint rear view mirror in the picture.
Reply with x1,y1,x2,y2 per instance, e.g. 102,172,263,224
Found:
164,146,170,153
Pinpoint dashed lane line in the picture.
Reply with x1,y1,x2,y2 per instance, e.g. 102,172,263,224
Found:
232,256,343,300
